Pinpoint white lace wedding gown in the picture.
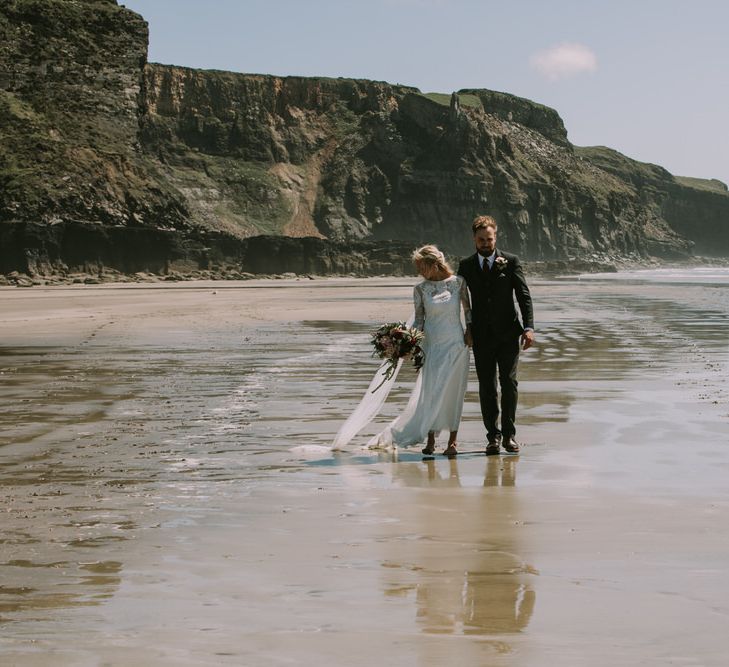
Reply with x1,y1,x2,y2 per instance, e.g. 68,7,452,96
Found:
366,275,471,448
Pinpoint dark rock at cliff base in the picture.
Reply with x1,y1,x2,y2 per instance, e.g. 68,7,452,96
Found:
1,0,728,281
0,221,416,277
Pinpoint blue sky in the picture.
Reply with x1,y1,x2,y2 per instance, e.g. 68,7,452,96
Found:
122,0,729,185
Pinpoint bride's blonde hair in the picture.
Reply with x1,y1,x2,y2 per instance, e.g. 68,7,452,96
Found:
412,244,453,275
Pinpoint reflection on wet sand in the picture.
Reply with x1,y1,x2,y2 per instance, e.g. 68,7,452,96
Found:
384,456,536,639
1,272,728,664
0,560,122,619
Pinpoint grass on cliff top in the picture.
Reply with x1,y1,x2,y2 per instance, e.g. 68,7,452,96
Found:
575,145,672,183
421,92,483,110
579,146,728,196
459,88,559,115
3,0,137,40
674,176,729,195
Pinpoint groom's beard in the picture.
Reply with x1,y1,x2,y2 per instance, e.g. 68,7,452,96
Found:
478,251,492,258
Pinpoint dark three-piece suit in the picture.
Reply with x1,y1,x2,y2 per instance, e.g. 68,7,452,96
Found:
458,249,534,442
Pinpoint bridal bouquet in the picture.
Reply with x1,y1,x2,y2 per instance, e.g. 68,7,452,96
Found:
370,322,424,391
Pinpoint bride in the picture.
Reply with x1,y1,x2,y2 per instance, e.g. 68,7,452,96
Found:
334,245,472,456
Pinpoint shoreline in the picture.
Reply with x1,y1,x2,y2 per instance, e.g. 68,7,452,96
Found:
3,255,729,288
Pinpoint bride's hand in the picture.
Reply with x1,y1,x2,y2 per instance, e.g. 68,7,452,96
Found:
464,330,473,348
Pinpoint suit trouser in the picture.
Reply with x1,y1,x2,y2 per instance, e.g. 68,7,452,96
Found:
472,334,520,440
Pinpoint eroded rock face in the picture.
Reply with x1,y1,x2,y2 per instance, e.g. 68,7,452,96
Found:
576,147,729,257
0,0,188,235
1,0,728,279
459,88,570,147
139,67,707,260
663,185,729,256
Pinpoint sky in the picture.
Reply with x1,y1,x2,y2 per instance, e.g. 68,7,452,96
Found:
121,0,729,186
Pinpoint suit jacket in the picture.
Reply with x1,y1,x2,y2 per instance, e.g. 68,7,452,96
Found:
457,250,534,340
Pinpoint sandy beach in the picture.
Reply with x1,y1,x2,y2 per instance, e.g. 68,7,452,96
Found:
1,270,729,666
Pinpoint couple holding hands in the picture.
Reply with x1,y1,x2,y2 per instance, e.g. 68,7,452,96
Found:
336,214,534,457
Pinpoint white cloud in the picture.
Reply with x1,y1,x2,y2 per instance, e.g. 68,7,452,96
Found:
530,42,597,81
380,0,447,5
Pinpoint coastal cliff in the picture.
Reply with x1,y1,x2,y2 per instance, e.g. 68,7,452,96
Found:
1,0,728,280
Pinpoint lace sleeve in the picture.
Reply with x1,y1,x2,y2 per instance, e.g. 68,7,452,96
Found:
413,283,425,331
458,276,472,325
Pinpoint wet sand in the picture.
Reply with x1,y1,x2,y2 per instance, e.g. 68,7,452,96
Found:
1,271,729,666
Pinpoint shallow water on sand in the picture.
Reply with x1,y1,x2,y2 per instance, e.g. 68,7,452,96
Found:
1,270,729,665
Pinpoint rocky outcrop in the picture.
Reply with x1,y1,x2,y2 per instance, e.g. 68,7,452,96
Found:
1,0,728,281
663,184,729,256
458,88,569,147
576,147,729,257
0,0,187,232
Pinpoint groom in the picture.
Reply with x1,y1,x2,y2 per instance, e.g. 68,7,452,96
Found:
458,215,534,454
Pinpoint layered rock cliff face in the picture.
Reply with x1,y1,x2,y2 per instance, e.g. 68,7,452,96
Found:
575,147,729,256
0,0,186,227
0,0,191,274
1,0,728,279
139,68,697,260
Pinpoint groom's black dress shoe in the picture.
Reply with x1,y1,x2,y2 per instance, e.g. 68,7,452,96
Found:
485,433,501,455
502,438,521,454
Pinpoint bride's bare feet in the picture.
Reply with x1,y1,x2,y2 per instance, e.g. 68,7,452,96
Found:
442,444,457,457
421,444,435,455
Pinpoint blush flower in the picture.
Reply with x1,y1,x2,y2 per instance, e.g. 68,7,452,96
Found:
494,256,508,271
370,321,425,392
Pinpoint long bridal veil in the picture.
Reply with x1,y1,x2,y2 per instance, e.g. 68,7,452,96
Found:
331,314,422,450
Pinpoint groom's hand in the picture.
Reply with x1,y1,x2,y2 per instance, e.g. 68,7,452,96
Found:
521,330,534,350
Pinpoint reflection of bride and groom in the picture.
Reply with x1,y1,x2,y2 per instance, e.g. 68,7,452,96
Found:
384,455,535,636
334,215,534,455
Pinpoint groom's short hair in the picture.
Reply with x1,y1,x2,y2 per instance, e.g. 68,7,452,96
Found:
472,215,497,234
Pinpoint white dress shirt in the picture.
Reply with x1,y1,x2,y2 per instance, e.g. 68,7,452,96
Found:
478,251,496,271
